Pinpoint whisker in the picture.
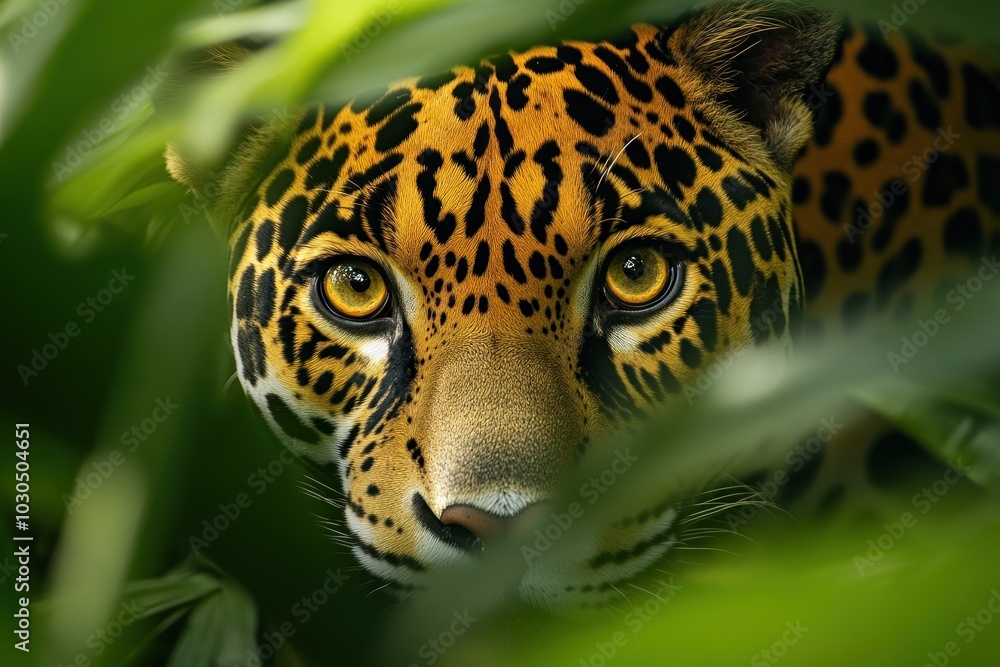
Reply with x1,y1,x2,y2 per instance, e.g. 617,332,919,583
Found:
619,185,649,199
625,581,669,603
366,580,397,598
221,371,239,396
302,473,346,496
597,132,643,192
672,545,739,556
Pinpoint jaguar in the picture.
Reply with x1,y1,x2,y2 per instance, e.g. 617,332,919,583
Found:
166,1,1000,611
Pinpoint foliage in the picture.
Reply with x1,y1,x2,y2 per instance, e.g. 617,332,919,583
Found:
0,1,998,665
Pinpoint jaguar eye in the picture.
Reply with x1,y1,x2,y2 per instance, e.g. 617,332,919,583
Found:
321,258,389,320
603,244,678,310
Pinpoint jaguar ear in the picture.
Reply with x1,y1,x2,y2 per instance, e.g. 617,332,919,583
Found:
165,111,296,237
160,40,255,195
667,1,844,168
160,39,295,236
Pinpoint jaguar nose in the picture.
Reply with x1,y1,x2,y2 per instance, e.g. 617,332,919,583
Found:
440,504,508,542
440,500,554,544
414,494,551,552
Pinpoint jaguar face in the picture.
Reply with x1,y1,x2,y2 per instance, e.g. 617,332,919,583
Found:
169,3,842,610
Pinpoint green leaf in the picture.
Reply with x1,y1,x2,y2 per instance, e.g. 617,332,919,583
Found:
163,577,258,667
856,377,1000,489
214,582,259,666
122,570,223,620
166,591,225,667
98,181,178,216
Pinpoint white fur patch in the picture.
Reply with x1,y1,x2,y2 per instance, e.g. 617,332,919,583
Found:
358,338,389,364
606,326,641,353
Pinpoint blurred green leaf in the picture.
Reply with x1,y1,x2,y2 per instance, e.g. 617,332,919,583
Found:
857,378,1000,489
163,575,257,667
166,590,225,667
99,182,179,217
214,581,259,666
124,570,222,619
175,0,309,49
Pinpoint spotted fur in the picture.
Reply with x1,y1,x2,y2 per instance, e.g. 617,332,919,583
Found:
168,2,1000,610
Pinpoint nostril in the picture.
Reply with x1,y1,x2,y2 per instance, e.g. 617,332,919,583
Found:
412,495,481,552
440,504,508,542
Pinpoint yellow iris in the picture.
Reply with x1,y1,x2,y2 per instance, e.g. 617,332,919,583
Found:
604,246,670,308
322,259,388,320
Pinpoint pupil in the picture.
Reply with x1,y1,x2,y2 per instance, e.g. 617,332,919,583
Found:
622,255,645,281
348,268,371,293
